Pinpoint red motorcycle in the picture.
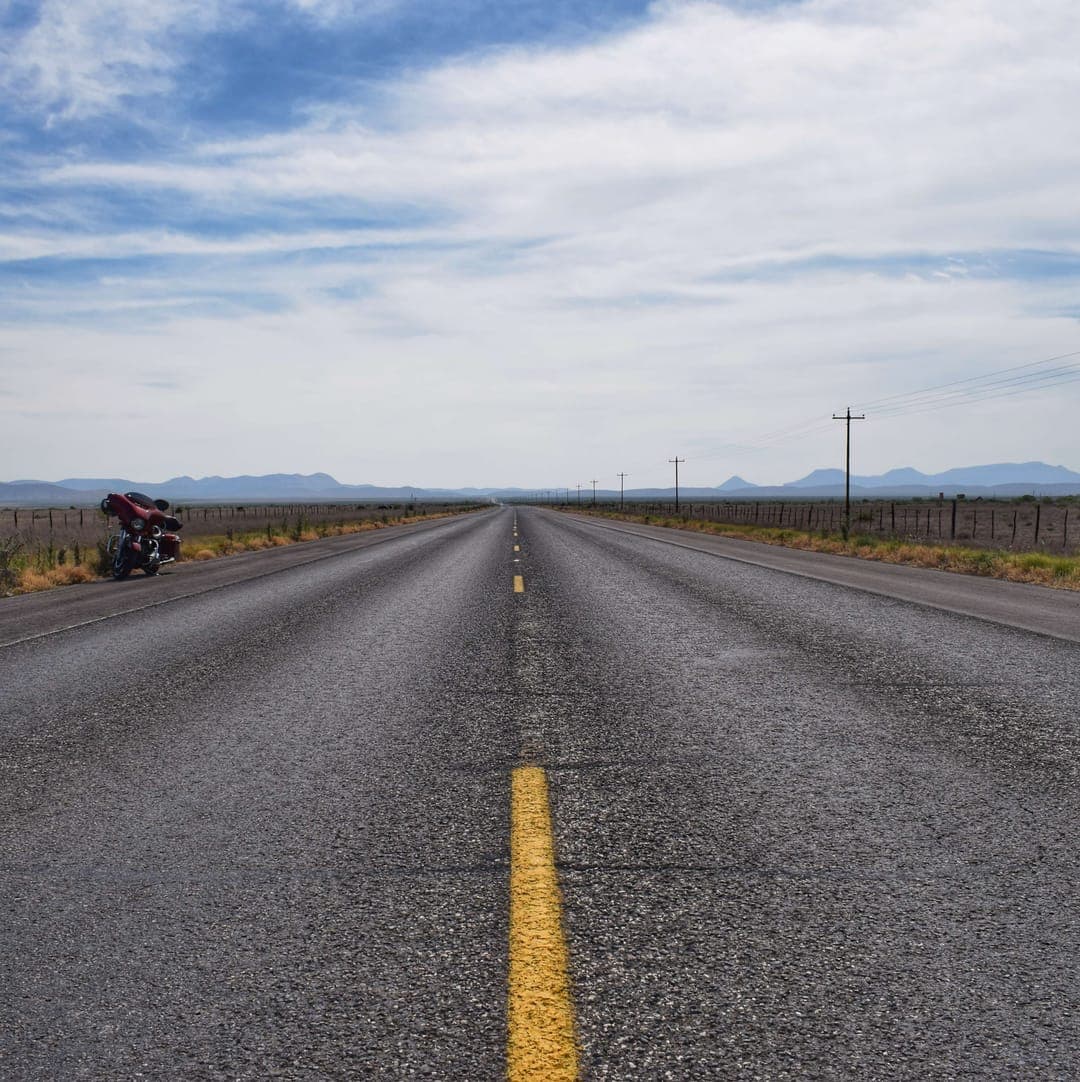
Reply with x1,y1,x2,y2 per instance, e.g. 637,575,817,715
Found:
100,492,183,579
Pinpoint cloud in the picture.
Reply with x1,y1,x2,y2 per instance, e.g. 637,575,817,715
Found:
35,0,1080,257
2,0,1080,483
284,0,405,25
0,0,230,121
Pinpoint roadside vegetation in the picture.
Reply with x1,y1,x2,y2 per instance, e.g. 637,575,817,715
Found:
0,505,483,596
571,508,1080,591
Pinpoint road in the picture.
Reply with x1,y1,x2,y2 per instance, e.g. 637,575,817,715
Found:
1,506,1078,1079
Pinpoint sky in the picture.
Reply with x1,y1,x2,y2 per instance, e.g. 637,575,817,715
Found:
2,0,1079,489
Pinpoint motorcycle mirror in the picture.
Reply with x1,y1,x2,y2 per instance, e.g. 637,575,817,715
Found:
154,499,170,511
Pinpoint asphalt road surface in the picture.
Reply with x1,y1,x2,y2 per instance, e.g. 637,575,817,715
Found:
2,506,1078,1079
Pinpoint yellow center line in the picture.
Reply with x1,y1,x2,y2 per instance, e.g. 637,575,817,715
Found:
508,766,578,1081
513,574,525,593
514,544,521,552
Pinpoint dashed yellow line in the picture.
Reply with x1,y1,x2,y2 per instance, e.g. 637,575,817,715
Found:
514,544,521,552
513,574,525,593
508,766,578,1081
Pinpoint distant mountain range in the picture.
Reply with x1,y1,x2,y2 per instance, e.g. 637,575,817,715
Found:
583,460,1080,500
0,472,518,506
2,462,1079,506
781,462,1080,490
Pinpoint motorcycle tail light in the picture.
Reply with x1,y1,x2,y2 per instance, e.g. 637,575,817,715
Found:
131,517,145,531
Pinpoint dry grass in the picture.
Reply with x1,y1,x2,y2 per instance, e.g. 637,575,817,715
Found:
576,510,1080,591
14,564,99,593
178,510,467,560
5,507,481,595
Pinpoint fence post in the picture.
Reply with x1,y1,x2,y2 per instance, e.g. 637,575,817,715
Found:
1035,503,1042,545
950,500,957,539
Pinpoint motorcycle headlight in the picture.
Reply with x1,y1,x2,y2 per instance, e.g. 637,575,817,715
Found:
130,517,145,531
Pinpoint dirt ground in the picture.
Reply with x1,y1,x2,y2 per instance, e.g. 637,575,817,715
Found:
612,498,1078,554
0,501,476,561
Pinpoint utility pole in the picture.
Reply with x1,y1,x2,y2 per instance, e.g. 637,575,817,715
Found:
590,479,598,506
576,483,582,505
618,472,627,511
669,456,685,513
832,406,866,538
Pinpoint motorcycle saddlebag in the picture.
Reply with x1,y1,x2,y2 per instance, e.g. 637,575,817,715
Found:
159,533,181,560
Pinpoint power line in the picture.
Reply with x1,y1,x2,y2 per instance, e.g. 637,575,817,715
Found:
867,363,1080,418
685,348,1080,466
871,368,1080,420
602,346,1080,488
854,349,1080,412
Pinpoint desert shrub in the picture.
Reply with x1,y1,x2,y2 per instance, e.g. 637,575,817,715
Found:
0,535,25,592
958,549,999,576
578,507,1080,591
1017,553,1054,572
94,540,113,575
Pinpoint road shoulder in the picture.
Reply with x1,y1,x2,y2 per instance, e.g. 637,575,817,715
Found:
558,511,1080,644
